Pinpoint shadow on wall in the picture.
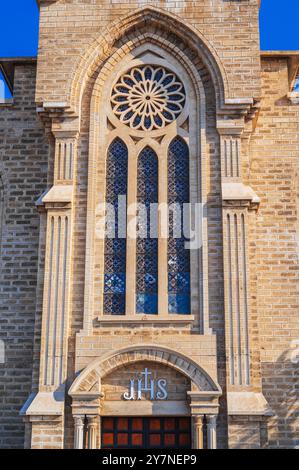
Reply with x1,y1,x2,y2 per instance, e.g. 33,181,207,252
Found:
261,346,299,449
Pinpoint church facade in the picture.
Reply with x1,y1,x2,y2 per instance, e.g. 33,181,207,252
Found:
0,0,298,449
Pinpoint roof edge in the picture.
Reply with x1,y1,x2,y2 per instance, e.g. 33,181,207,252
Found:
0,57,37,64
261,51,299,57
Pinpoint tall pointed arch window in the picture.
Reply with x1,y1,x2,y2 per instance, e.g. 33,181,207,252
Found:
136,147,159,314
97,50,201,322
168,137,191,314
103,138,128,315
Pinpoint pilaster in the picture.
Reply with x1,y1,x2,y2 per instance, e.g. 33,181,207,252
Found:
217,111,271,447
23,113,80,447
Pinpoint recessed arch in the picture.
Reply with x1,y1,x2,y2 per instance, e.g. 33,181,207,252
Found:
83,36,210,331
69,344,222,397
70,6,228,115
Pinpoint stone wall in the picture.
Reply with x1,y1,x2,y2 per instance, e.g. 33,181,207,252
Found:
36,0,261,106
0,64,49,448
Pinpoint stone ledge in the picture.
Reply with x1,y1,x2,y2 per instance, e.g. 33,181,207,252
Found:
96,315,195,325
227,392,273,417
22,391,65,416
41,185,73,204
288,92,299,104
222,182,260,205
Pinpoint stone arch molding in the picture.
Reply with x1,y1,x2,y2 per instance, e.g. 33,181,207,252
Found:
69,5,228,116
69,345,221,398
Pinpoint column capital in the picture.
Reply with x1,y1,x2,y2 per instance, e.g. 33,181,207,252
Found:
74,415,85,425
87,415,98,426
74,414,85,450
87,415,98,449
206,414,217,425
193,415,204,426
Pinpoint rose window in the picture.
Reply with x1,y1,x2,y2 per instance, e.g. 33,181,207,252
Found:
111,66,186,131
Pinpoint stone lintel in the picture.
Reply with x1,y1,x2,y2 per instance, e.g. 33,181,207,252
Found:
102,400,190,417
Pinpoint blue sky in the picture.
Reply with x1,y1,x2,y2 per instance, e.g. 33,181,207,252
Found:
1,0,299,98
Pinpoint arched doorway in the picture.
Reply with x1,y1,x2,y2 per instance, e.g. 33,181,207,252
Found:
69,345,221,449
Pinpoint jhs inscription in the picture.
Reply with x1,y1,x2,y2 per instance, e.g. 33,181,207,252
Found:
123,368,168,401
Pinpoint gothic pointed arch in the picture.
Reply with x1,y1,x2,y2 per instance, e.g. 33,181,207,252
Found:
83,31,211,331
69,6,228,115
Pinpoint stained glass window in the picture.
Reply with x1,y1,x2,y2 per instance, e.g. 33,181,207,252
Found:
103,138,128,315
111,65,185,131
168,137,191,314
136,147,158,314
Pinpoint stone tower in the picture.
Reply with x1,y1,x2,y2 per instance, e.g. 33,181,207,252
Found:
0,0,298,449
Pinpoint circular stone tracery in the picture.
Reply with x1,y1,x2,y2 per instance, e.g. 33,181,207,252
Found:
111,65,186,131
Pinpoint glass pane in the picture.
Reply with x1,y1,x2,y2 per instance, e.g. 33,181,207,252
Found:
104,138,128,315
136,147,158,314
168,294,190,314
168,137,191,315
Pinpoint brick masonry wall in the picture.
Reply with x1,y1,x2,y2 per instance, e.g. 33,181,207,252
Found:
0,65,49,449
249,58,299,448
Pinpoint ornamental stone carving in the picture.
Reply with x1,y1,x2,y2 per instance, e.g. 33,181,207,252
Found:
111,65,185,131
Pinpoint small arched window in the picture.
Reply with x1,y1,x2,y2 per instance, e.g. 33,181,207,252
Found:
292,67,299,92
168,137,191,314
103,138,128,315
136,147,159,314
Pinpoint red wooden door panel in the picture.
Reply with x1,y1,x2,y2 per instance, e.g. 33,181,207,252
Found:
101,417,191,449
